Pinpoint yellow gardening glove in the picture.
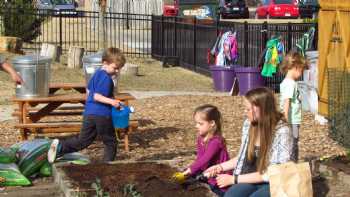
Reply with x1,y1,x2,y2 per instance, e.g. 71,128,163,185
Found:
0,176,5,184
171,172,186,184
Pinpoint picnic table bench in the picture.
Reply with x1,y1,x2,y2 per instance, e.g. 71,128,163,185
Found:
12,83,137,152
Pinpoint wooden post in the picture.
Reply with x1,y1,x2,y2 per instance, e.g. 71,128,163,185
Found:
67,46,84,69
98,0,107,49
40,43,60,62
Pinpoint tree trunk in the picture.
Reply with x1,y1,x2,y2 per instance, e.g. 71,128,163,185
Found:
40,43,60,62
67,46,84,69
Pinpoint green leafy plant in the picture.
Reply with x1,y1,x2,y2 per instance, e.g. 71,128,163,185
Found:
302,18,318,23
0,0,47,42
123,183,142,197
91,178,110,197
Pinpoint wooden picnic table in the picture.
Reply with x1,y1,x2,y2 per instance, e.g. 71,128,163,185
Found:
49,82,86,94
12,83,137,151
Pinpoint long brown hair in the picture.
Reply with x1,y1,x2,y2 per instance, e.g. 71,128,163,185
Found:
244,87,285,173
194,104,224,143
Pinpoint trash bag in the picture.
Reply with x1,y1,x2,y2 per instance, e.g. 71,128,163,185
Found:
0,163,31,186
0,147,17,164
56,152,90,165
16,139,52,177
39,161,52,177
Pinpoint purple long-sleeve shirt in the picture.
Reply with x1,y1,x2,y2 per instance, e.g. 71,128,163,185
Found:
189,135,230,187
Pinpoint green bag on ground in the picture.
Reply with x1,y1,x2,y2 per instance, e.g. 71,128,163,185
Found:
56,152,90,165
16,139,52,177
39,161,52,177
0,147,17,164
0,163,31,186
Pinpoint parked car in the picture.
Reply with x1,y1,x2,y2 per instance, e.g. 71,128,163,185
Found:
163,0,179,16
255,0,299,19
219,0,249,19
298,0,319,19
36,0,78,16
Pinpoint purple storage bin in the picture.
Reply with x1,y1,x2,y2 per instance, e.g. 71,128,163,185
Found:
210,65,236,92
234,67,265,95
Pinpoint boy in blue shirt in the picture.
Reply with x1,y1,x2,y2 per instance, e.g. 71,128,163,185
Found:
48,48,125,162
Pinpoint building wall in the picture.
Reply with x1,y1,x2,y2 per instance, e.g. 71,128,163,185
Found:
85,0,163,15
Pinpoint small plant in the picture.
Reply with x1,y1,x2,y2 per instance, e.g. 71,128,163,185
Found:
91,178,110,197
123,183,142,197
302,18,318,23
346,149,350,159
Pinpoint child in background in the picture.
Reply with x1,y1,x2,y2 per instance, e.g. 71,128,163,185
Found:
279,51,308,162
182,104,230,197
48,47,126,163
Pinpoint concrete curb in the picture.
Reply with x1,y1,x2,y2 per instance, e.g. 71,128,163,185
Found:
52,163,87,197
126,91,229,99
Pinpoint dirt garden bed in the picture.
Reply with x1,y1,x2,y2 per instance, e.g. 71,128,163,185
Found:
322,156,350,174
57,162,214,197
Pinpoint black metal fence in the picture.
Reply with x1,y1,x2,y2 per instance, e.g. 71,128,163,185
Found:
0,7,152,57
152,16,318,91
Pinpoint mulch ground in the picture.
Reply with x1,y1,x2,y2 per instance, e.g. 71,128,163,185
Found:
0,95,348,196
0,95,346,164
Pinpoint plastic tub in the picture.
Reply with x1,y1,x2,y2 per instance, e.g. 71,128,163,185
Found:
210,65,236,92
234,66,265,95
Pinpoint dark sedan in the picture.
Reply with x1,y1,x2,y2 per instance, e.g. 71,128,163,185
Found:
219,0,249,19
36,0,78,16
299,0,320,19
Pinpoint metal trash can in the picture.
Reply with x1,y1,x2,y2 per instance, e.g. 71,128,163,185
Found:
82,52,119,93
12,55,52,98
82,52,103,85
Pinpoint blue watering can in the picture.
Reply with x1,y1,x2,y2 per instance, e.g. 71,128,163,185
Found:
111,104,134,129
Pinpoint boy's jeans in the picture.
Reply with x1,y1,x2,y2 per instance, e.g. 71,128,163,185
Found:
59,115,117,162
291,124,300,162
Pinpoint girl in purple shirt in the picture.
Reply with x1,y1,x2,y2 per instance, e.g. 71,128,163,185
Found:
182,104,230,197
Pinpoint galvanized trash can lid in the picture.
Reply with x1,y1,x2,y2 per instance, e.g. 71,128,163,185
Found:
82,52,103,64
12,55,52,65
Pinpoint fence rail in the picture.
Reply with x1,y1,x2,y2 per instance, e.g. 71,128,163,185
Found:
0,7,152,57
152,16,318,92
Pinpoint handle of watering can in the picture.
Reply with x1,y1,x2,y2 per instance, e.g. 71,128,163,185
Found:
116,102,134,113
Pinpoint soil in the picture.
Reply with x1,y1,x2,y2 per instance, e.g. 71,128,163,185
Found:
323,156,350,174
61,162,213,197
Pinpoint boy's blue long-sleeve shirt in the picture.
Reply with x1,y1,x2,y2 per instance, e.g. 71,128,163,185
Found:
84,69,114,116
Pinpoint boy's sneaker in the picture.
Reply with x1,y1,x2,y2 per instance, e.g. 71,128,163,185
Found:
48,139,60,163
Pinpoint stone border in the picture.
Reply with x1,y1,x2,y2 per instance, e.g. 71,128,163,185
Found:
52,159,216,197
52,162,86,197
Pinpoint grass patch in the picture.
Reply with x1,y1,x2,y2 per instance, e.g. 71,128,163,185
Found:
0,56,214,105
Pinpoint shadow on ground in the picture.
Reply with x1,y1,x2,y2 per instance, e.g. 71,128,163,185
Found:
131,126,180,148
137,118,156,127
312,176,329,197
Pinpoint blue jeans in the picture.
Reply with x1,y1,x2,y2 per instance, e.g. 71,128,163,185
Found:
224,183,270,197
209,184,225,197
